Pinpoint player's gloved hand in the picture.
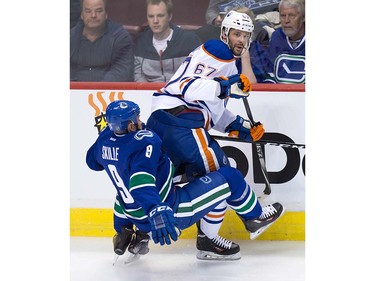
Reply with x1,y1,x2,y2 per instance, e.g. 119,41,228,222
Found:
250,122,264,141
214,74,251,99
148,204,181,246
237,74,252,93
226,115,264,142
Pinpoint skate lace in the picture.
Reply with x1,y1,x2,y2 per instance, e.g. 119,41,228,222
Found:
211,236,232,249
259,204,277,219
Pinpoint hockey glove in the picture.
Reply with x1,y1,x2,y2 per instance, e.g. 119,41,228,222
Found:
250,122,264,142
226,115,265,142
148,204,181,246
214,74,251,99
237,74,252,92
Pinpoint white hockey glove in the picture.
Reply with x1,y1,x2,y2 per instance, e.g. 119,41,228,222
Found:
148,204,181,246
214,74,252,99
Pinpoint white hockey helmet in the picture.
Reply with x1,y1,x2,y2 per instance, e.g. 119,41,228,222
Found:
220,11,254,56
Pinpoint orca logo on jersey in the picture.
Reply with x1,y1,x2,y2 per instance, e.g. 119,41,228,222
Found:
274,54,305,84
199,176,212,184
134,130,154,140
222,155,228,166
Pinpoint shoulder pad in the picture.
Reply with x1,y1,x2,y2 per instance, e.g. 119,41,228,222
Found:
202,40,235,62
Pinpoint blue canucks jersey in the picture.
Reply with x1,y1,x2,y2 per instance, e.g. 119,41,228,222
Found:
86,126,175,232
265,28,305,84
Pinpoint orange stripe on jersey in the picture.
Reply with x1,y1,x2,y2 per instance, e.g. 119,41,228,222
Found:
195,129,217,172
205,213,225,219
204,118,210,131
202,45,236,63
179,78,192,91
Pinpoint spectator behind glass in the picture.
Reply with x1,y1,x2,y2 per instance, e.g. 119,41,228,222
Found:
196,0,276,48
264,0,305,84
134,0,201,82
70,0,134,82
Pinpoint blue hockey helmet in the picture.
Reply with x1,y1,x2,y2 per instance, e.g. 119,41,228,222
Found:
105,100,140,133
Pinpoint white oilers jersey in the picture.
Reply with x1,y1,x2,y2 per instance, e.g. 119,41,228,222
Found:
151,40,239,132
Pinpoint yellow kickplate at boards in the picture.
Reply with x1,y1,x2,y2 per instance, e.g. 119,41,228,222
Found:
70,208,305,241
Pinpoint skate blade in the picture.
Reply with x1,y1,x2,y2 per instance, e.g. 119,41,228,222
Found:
196,251,241,261
112,254,120,266
123,251,141,264
250,207,287,240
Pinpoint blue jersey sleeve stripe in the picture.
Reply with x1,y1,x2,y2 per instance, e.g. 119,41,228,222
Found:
165,56,192,88
181,77,200,97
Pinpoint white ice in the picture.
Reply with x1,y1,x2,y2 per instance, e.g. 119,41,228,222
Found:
70,237,305,281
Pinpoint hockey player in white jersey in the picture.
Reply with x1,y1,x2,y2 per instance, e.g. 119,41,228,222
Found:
146,11,275,260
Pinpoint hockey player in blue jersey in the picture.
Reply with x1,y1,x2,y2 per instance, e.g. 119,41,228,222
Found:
146,11,267,259
86,100,285,261
264,0,305,83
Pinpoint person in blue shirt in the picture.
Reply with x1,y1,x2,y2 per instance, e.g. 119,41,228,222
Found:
264,0,305,83
86,100,285,261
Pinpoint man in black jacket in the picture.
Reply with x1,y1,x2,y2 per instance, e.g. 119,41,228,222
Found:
134,0,201,82
70,0,134,82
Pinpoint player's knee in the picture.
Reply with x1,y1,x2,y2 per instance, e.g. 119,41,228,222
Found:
217,166,243,185
217,166,251,199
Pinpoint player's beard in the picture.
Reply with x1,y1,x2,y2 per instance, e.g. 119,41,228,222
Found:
230,43,245,57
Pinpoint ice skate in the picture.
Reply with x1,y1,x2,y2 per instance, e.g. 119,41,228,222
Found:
243,202,285,240
128,230,150,255
113,226,134,255
112,226,134,265
196,221,241,260
121,230,150,264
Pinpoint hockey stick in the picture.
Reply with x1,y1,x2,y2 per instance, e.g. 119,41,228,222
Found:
211,135,305,149
242,98,271,196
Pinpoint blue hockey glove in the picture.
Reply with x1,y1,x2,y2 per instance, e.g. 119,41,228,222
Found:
226,115,264,142
214,74,251,99
148,204,181,246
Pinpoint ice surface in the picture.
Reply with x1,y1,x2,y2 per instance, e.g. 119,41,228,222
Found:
71,237,305,281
